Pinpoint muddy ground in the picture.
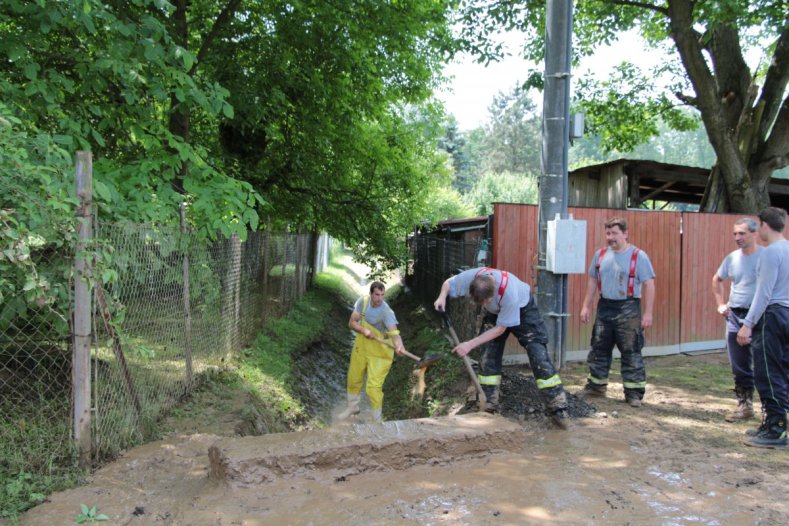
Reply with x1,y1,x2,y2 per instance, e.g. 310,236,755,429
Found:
22,349,788,525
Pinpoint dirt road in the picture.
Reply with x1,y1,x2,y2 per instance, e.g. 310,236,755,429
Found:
23,353,787,525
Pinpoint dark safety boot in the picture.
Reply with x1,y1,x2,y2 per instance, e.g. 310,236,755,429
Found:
725,386,754,422
625,393,643,408
481,385,500,414
547,392,570,430
743,416,787,449
578,383,607,400
745,405,768,437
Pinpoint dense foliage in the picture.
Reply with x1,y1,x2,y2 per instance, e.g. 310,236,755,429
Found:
458,0,789,212
1,0,462,273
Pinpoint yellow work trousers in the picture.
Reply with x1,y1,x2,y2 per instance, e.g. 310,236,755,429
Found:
346,322,394,410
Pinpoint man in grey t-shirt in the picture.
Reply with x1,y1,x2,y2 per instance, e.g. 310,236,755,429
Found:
579,217,655,407
434,267,570,429
712,218,762,422
737,207,789,449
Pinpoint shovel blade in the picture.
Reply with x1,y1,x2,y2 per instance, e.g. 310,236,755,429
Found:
415,353,444,369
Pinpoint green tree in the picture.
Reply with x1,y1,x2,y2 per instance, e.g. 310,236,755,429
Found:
438,117,473,192
464,171,538,216
0,0,260,237
425,186,475,223
459,0,789,213
188,0,458,266
482,84,541,175
570,116,716,169
2,0,460,268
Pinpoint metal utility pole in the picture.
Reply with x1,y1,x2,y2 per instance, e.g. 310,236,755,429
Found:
537,0,573,366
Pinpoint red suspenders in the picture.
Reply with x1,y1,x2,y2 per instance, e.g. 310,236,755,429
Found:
475,267,509,305
596,247,640,297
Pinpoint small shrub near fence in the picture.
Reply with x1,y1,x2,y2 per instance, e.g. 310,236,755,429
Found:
406,234,491,342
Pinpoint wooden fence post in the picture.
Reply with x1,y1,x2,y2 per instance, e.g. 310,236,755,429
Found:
73,151,92,468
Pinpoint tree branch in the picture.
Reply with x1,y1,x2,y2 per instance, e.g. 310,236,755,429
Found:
756,24,789,141
192,0,244,76
706,24,750,124
610,0,669,15
757,94,789,171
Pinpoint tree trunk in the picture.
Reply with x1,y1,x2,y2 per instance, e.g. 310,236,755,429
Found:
170,0,189,195
668,0,777,214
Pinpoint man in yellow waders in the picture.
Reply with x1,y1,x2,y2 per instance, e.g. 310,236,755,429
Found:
338,281,407,423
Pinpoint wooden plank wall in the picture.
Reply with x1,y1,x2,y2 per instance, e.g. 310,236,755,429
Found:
564,207,681,351
492,203,750,355
680,213,761,344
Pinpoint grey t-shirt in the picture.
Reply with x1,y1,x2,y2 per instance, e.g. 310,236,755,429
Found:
745,239,789,327
354,296,398,333
448,267,530,327
716,247,762,309
587,245,656,300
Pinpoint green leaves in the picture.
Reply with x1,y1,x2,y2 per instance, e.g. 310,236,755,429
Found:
457,0,789,212
75,503,109,523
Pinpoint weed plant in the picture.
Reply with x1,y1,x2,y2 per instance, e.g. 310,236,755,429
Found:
0,398,83,524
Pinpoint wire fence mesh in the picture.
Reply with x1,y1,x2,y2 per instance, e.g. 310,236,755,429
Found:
90,222,316,461
406,234,492,342
1,169,79,506
1,214,318,479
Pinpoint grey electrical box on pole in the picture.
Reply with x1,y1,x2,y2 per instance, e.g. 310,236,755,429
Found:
546,214,586,274
536,0,574,367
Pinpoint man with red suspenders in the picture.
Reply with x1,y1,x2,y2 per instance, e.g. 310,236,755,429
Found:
434,267,570,429
579,217,656,407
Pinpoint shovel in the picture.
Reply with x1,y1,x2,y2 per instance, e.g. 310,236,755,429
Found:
370,335,444,368
438,308,487,412
370,335,441,397
370,335,421,362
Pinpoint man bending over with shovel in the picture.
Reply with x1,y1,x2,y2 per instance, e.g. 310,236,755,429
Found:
338,281,407,423
434,268,570,429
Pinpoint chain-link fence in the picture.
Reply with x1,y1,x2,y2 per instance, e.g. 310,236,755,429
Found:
2,217,320,481
90,222,316,461
406,234,491,342
1,172,78,509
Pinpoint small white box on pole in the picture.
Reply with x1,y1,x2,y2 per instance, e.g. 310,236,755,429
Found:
546,214,586,274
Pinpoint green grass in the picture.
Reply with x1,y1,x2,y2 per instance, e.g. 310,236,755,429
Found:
0,399,84,525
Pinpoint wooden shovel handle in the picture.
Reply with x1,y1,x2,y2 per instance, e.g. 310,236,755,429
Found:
440,310,487,412
370,335,421,363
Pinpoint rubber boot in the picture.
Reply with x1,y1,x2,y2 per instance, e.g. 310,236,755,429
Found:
482,385,500,414
578,382,607,400
338,394,361,420
370,408,383,424
725,386,754,422
547,391,570,430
